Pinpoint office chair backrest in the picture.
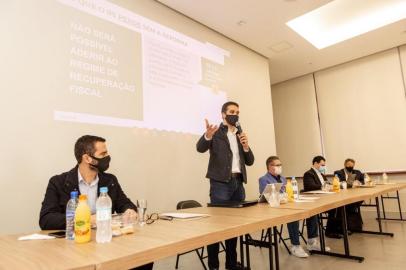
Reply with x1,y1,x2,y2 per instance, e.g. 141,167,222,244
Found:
176,200,202,210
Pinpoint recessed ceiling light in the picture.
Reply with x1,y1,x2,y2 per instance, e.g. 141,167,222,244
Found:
237,20,247,26
286,0,406,49
268,41,293,53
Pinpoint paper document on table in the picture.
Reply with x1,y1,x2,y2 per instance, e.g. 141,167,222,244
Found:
298,196,320,200
376,182,396,185
294,199,314,203
303,190,335,194
160,212,210,219
18,233,55,241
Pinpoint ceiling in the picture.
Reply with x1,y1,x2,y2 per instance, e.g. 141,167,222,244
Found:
157,0,406,84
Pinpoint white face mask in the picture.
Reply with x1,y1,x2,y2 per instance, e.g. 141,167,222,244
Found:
318,165,327,174
274,166,282,175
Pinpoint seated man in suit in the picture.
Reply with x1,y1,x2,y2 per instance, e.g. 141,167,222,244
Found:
333,158,364,232
39,135,153,270
334,158,364,187
303,156,340,239
259,156,328,257
303,156,328,192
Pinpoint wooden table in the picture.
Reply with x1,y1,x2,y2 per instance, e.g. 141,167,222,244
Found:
0,233,97,270
274,183,406,263
278,183,406,213
93,207,308,270
0,206,306,270
1,183,405,270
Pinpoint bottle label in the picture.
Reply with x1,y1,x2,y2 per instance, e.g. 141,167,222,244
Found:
66,210,75,218
75,219,90,237
97,208,111,221
293,188,299,199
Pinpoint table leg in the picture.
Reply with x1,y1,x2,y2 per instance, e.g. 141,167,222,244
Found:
359,197,394,236
379,191,406,221
239,235,245,267
311,207,365,262
273,227,279,270
268,228,274,270
245,234,251,270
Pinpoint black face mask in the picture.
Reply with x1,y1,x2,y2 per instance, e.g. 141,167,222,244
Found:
225,114,239,126
90,155,111,172
345,166,354,173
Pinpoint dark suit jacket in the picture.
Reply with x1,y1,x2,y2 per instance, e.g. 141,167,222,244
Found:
303,168,328,191
334,169,365,184
196,123,254,183
39,166,136,230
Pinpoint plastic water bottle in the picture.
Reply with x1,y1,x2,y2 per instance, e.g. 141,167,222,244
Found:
66,191,78,240
269,184,280,207
96,187,112,243
364,173,370,185
292,177,299,200
382,172,388,184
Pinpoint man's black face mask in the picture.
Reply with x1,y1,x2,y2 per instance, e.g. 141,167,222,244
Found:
90,155,111,172
225,114,239,126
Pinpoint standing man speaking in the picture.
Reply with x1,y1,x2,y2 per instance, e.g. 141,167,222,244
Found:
196,101,254,270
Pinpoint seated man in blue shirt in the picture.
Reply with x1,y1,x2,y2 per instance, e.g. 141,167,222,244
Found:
259,156,328,258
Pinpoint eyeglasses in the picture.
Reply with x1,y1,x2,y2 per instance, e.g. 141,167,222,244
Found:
145,213,173,224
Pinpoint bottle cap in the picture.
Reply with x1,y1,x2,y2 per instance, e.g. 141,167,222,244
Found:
100,187,108,193
79,194,87,201
70,191,78,198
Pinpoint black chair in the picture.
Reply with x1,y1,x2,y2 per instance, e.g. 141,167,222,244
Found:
174,200,226,270
176,200,203,210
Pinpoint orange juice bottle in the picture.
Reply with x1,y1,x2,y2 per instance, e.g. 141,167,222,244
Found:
74,194,91,243
333,175,340,193
286,179,294,202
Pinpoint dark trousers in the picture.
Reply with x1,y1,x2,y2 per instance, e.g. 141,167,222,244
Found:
132,263,153,270
287,216,318,245
326,202,363,234
207,176,245,269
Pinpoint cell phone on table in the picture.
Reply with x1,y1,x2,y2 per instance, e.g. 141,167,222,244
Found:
48,230,66,238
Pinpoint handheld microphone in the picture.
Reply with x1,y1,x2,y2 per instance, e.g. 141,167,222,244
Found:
235,122,243,135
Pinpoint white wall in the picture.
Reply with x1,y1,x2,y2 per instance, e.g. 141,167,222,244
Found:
271,74,322,177
0,0,275,234
315,48,406,172
271,45,406,213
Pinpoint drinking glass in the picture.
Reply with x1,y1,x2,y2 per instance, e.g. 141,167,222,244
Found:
136,199,147,227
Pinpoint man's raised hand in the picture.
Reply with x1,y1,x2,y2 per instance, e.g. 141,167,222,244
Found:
205,119,219,140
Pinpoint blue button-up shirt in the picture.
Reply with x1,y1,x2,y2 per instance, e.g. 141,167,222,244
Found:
258,172,287,194
78,170,99,214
